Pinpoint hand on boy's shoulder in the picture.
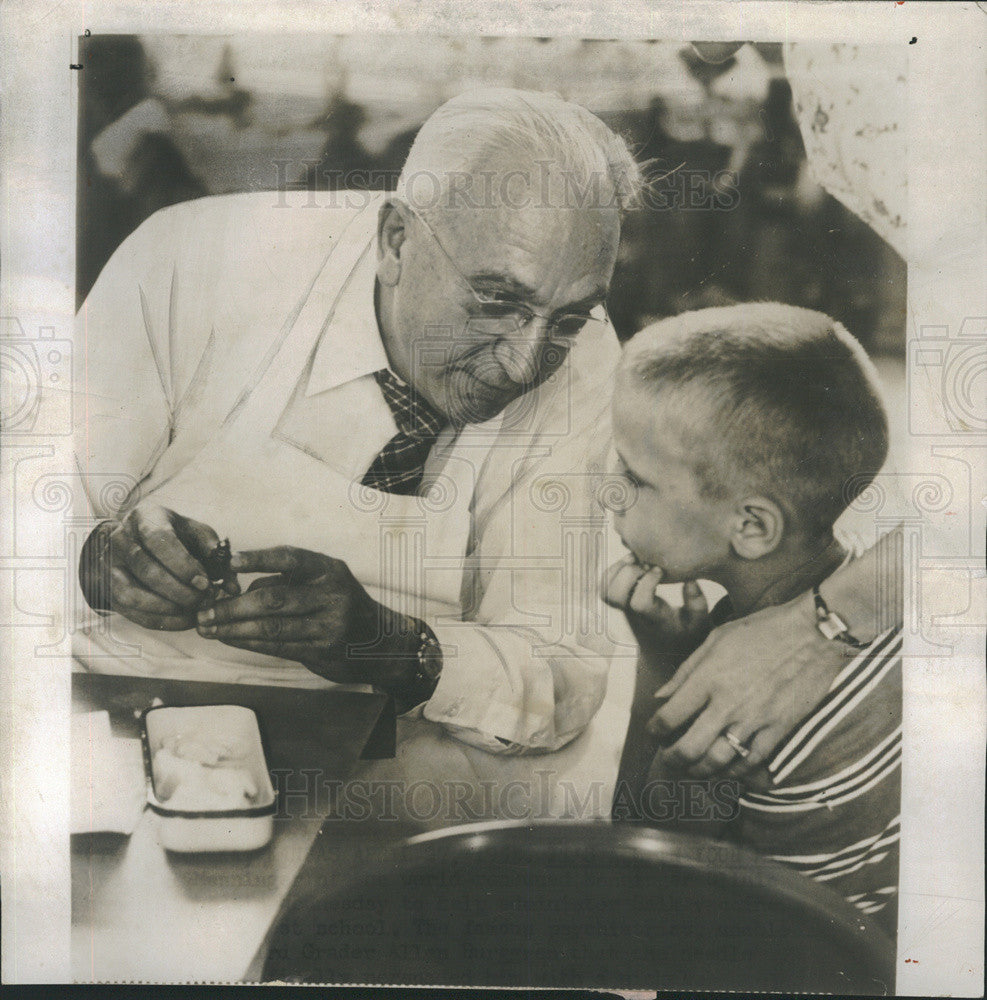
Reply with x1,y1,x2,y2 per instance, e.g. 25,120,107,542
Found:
602,554,712,658
646,593,848,778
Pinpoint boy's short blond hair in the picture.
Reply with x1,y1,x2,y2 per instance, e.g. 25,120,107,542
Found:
622,303,889,539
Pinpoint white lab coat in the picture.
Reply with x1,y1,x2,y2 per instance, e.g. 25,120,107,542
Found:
73,190,636,779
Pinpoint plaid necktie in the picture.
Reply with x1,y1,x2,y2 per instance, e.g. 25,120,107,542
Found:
361,369,447,495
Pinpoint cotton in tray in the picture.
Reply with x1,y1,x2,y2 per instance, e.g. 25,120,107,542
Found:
142,704,276,852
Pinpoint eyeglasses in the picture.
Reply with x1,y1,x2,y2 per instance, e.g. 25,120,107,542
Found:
403,202,609,342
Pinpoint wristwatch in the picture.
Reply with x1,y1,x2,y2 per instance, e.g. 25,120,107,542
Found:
412,621,443,689
391,618,443,713
811,585,868,649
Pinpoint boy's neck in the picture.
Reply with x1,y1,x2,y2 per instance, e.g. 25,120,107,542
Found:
719,533,847,618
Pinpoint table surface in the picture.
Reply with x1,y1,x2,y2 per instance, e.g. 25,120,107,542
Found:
70,672,390,984
69,661,636,983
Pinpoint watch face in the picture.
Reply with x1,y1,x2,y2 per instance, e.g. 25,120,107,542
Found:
419,640,442,682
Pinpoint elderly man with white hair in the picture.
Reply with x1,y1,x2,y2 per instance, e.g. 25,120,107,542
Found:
75,89,641,764
76,87,897,806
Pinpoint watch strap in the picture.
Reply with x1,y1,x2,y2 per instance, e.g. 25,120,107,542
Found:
812,585,868,649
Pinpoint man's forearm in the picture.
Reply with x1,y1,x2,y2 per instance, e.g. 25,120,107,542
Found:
819,525,904,641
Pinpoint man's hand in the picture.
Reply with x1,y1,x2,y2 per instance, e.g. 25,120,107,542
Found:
197,546,419,689
79,503,237,630
646,592,848,777
602,554,711,659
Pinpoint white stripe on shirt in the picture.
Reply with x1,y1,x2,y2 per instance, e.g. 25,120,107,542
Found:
741,732,901,812
767,627,900,780
772,828,900,882
769,631,901,783
770,815,900,866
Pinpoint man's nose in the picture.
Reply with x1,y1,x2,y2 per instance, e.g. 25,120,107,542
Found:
496,317,551,386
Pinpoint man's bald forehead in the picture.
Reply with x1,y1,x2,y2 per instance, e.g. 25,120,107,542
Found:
430,171,620,309
428,152,622,236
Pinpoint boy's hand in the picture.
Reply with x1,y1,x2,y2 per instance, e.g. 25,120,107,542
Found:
602,555,711,657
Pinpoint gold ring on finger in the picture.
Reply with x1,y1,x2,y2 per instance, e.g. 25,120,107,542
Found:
723,730,750,759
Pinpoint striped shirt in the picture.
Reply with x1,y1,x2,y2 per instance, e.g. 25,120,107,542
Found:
729,623,902,934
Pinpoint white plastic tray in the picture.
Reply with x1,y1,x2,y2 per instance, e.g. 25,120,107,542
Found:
142,704,276,853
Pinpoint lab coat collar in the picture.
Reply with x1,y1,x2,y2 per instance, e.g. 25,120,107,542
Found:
305,227,388,398
302,194,509,445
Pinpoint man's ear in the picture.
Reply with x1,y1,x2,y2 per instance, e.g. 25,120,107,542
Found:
730,496,784,560
376,200,407,287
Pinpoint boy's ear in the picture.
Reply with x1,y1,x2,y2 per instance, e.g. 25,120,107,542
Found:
730,496,784,560
376,200,407,287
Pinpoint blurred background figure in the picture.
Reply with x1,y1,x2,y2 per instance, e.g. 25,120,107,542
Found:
76,34,905,360
77,35,207,304
171,44,254,126
302,84,372,190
